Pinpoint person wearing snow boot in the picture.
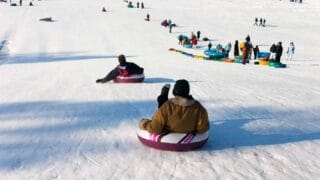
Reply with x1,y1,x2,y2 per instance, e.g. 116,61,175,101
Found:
96,54,144,83
139,79,209,134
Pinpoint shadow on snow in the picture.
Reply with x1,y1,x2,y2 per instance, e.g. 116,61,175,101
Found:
0,101,319,169
0,100,155,170
203,106,320,151
1,52,135,64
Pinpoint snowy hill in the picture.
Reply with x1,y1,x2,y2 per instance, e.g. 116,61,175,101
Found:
1,0,320,179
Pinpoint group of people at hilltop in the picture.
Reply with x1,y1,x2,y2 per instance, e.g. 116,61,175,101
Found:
254,18,266,27
231,35,295,64
289,0,302,3
4,0,35,6
125,0,144,8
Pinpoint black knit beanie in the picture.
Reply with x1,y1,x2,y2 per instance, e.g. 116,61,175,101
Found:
173,79,190,98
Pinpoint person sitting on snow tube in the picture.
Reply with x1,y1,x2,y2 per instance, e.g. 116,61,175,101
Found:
139,79,209,134
96,54,144,83
127,1,134,8
161,19,168,27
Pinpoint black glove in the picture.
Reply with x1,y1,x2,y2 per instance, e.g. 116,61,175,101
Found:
161,84,170,95
96,79,103,83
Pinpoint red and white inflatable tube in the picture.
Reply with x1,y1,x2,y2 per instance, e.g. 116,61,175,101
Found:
137,129,209,151
113,74,145,83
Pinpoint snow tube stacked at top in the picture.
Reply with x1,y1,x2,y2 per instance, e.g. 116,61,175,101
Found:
113,74,145,83
137,129,209,151
204,49,225,60
177,35,189,41
258,52,270,59
268,61,287,68
234,56,249,64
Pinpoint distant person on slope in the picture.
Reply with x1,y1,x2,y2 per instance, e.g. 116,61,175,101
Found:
254,17,258,26
139,79,209,134
275,42,283,63
145,13,150,21
208,42,212,50
96,55,144,83
253,45,260,60
240,37,251,65
234,40,239,57
286,42,295,61
196,31,201,40
224,42,232,58
270,44,277,60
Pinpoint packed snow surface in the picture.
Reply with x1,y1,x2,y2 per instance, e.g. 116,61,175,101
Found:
1,0,320,179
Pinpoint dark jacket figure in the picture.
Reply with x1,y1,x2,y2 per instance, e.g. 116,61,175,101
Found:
19,0,22,6
263,19,266,27
245,35,251,42
102,7,106,12
254,17,258,26
169,24,173,33
140,79,209,134
161,19,168,27
127,1,133,8
157,84,170,108
270,44,276,60
208,42,212,50
224,43,232,58
234,40,239,57
136,1,139,8
196,31,201,40
259,18,263,26
145,13,150,21
253,45,260,59
96,55,144,83
141,2,144,9
178,35,183,45
275,42,283,62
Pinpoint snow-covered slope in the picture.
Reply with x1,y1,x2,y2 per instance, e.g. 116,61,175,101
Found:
0,0,320,179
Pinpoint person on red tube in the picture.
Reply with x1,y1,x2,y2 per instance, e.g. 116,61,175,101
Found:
96,54,144,83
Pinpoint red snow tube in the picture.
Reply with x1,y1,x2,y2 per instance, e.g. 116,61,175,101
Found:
113,74,145,83
137,129,209,151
